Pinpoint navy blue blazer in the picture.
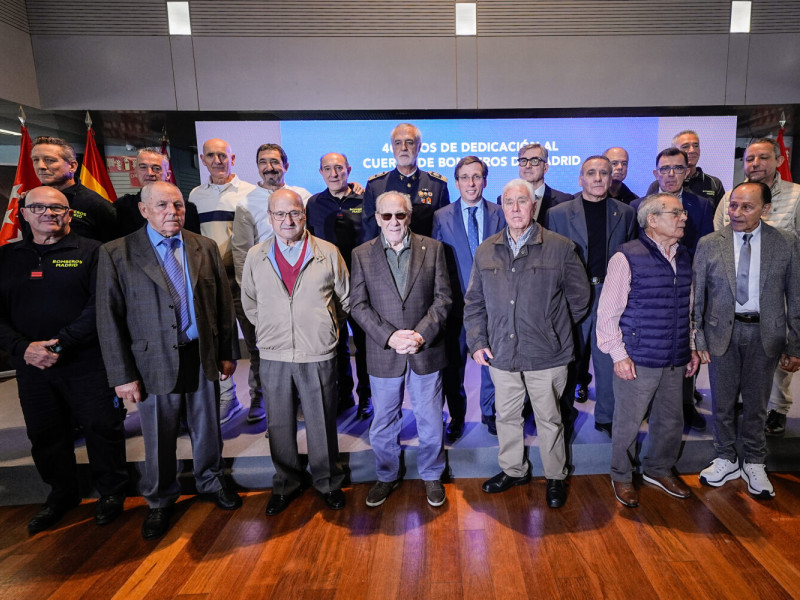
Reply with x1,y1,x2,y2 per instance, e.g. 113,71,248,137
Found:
545,196,637,270
631,191,713,256
432,198,506,297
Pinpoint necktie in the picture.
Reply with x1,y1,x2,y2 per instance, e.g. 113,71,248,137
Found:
736,233,752,305
161,237,190,334
467,206,479,257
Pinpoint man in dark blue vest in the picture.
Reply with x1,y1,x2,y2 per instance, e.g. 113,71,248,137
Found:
597,193,700,508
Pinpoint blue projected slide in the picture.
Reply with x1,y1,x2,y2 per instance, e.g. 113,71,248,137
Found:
195,116,737,200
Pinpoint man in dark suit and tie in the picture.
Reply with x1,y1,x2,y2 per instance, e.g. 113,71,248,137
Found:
694,181,800,499
432,156,506,438
498,143,572,224
97,181,242,540
351,191,452,508
546,156,637,435
361,123,449,241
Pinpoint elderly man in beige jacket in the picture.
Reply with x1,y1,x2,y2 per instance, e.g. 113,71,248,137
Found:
241,188,350,516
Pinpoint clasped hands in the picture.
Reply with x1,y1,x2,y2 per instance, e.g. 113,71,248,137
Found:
389,330,424,355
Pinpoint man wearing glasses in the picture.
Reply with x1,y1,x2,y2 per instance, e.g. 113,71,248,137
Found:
501,143,571,224
597,193,700,508
0,186,128,534
351,191,452,508
432,156,506,439
241,188,350,515
361,123,449,241
633,148,714,431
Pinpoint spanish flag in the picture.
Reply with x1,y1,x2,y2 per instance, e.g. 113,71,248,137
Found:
80,125,117,202
777,127,793,183
0,125,39,246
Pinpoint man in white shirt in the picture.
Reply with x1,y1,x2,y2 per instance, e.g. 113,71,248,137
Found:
189,138,260,424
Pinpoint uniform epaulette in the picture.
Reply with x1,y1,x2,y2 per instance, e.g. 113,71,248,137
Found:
428,171,447,182
369,171,390,181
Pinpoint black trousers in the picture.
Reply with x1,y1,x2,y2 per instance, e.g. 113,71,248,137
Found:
16,364,128,505
336,317,370,402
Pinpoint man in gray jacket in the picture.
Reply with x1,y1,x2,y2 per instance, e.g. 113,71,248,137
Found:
465,179,590,508
241,188,350,515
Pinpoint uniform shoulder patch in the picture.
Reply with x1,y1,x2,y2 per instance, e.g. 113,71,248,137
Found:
428,171,447,182
369,171,390,181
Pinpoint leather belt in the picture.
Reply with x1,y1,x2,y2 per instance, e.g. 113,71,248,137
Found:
734,313,760,323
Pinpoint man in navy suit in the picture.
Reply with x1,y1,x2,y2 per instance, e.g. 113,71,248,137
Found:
498,143,571,225
632,147,714,431
433,157,506,439
546,156,637,436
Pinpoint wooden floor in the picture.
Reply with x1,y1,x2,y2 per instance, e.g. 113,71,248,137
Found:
1,474,799,600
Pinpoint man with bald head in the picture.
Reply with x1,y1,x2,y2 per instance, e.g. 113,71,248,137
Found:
603,147,638,205
114,148,200,237
98,181,241,539
242,188,350,515
306,152,372,418
0,186,128,534
190,138,261,424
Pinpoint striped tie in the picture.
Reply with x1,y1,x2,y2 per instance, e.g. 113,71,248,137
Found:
161,237,190,335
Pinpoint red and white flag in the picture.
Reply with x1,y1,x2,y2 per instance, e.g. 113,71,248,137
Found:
160,137,178,185
0,125,40,245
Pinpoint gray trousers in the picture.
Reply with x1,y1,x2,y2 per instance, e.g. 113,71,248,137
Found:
611,364,685,482
490,365,568,480
138,350,224,508
261,358,344,495
709,321,779,464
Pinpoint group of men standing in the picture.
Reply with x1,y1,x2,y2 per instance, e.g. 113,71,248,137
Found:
0,123,797,541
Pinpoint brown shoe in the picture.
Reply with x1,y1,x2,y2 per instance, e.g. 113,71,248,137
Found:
612,479,639,507
643,473,691,499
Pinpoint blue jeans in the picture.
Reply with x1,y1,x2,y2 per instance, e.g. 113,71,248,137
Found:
369,368,445,482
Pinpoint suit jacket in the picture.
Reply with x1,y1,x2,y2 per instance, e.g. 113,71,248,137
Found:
432,198,506,298
631,191,713,255
692,222,800,358
97,227,239,395
545,196,637,269
350,232,452,378
496,184,571,226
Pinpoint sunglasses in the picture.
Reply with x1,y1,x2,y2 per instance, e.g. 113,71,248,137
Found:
378,212,408,221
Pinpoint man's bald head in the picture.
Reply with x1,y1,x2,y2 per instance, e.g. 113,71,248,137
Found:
200,138,235,185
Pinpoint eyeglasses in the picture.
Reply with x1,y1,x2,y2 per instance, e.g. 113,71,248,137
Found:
456,174,484,183
654,209,688,218
518,157,546,167
378,212,408,221
269,210,304,221
24,204,70,215
657,165,688,175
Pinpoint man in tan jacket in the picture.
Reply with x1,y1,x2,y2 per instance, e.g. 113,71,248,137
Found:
241,188,350,516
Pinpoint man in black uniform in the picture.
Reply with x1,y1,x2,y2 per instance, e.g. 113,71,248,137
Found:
114,148,200,237
0,186,128,535
25,136,118,242
361,123,449,241
307,152,373,419
645,130,725,207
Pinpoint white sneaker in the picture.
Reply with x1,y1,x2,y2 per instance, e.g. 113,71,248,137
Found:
219,397,243,424
741,462,775,499
699,457,741,487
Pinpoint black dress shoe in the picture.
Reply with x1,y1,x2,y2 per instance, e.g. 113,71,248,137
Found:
322,489,346,510
482,470,531,493
446,419,464,442
356,397,374,420
28,500,78,535
546,479,567,508
481,415,497,436
142,506,173,540
95,494,125,526
594,421,613,438
574,384,589,403
202,488,242,510
265,488,304,516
